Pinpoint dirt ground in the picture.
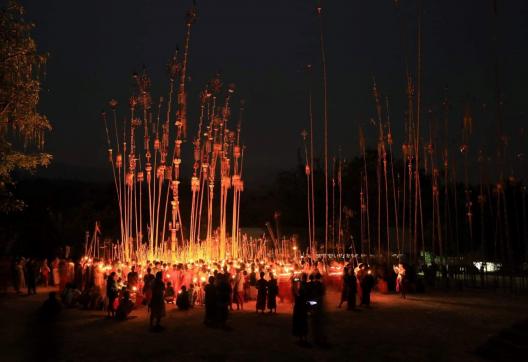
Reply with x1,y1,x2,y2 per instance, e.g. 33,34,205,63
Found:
1,286,527,362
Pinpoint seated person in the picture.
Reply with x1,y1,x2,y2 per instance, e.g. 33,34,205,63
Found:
115,289,134,321
90,286,104,310
38,292,62,323
176,285,190,310
79,287,92,309
165,282,175,304
61,283,81,308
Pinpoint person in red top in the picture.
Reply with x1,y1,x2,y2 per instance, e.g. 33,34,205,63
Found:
40,259,50,287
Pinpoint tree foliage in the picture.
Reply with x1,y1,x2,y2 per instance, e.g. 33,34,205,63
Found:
0,0,52,213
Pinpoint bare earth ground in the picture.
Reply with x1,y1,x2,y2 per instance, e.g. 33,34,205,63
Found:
1,286,527,362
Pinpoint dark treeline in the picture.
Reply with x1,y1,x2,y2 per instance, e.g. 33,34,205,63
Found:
1,149,527,267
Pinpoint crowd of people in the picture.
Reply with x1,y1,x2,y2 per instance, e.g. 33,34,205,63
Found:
0,257,55,295
0,254,421,346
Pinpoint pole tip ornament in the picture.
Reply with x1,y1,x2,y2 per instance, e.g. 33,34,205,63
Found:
186,3,198,26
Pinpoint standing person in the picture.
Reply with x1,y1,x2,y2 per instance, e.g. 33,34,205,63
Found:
204,276,217,326
242,270,250,302
26,258,37,295
267,272,278,314
248,266,257,300
234,270,245,310
255,272,268,314
106,272,118,318
17,258,26,291
396,263,407,299
66,259,74,284
230,273,236,311
84,261,94,290
11,258,20,294
360,268,375,307
310,273,328,347
127,265,139,290
58,259,67,292
292,273,309,345
249,265,257,286
222,266,234,311
346,267,358,310
94,261,105,291
40,259,50,287
174,264,183,293
290,273,299,305
337,267,349,308
51,258,60,287
142,267,155,307
216,273,231,329
74,260,83,289
149,271,166,331
183,265,192,289
356,264,365,303
188,283,197,307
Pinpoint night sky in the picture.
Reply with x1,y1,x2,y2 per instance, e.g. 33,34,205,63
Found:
21,0,528,185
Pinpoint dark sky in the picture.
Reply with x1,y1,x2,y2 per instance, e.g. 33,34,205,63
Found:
20,0,528,184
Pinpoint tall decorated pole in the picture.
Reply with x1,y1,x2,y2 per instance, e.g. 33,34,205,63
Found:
219,85,235,260
170,3,197,258
316,2,330,256
159,51,179,258
100,1,255,263
301,129,312,255
231,100,244,258
189,87,207,248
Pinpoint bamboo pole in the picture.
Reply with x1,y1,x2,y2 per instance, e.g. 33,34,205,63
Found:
385,97,400,255
316,4,330,256
302,130,312,254
307,65,316,258
359,127,371,261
